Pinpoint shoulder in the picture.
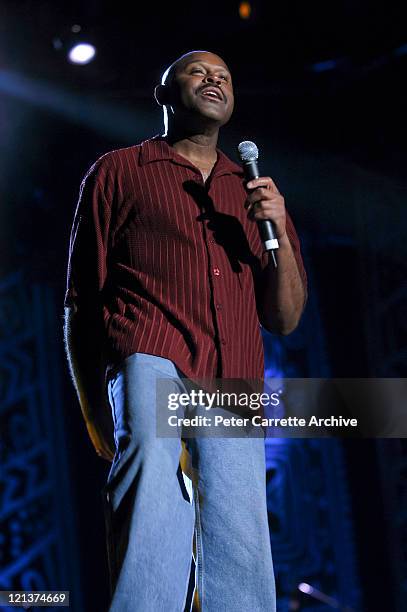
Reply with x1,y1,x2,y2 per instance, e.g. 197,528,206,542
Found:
90,134,164,174
84,144,143,180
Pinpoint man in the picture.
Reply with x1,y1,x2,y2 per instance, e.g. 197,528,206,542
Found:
64,50,307,611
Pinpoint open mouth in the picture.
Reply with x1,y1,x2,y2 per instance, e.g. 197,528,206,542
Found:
199,87,224,102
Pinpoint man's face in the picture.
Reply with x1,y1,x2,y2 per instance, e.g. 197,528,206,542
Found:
168,52,234,127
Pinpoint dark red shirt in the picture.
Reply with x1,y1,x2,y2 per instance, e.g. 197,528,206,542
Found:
64,135,307,381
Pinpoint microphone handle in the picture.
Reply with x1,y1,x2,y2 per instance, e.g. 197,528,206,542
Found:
243,160,279,259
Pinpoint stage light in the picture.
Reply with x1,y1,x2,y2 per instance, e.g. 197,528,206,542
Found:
298,582,312,594
68,43,96,65
239,1,251,19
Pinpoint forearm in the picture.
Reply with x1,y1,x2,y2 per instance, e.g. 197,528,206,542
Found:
257,233,306,335
63,305,108,422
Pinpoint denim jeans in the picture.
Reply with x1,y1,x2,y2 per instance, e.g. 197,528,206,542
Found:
101,352,276,612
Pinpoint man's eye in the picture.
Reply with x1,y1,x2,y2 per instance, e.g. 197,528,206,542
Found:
191,68,204,74
219,75,228,81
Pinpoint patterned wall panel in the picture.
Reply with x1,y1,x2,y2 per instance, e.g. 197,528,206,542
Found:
264,239,362,611
266,439,361,612
0,271,83,611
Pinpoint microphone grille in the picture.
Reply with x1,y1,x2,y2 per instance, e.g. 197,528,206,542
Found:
238,140,258,162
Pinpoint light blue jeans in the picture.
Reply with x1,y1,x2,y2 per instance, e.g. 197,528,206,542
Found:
101,353,276,612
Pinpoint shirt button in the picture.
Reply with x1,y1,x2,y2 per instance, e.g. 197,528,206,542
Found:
216,303,223,311
220,338,227,345
213,268,220,276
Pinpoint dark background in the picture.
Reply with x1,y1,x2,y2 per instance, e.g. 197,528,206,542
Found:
0,1,406,611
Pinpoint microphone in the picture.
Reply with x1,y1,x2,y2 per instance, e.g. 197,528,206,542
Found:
238,140,279,268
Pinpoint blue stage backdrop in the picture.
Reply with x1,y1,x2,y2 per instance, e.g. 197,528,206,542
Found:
0,271,83,611
263,239,362,612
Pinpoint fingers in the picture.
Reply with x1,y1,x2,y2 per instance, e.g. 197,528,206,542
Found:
96,443,115,462
244,176,282,226
245,193,284,219
246,177,280,193
244,188,280,209
248,204,286,227
97,447,115,462
86,419,115,462
96,437,115,462
244,183,287,237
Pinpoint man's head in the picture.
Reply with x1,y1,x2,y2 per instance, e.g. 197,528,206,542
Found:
154,50,234,134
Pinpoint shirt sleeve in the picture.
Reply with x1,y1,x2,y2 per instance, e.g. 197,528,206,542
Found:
64,158,114,310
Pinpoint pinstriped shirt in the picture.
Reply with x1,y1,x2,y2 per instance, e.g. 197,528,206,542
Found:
64,135,307,380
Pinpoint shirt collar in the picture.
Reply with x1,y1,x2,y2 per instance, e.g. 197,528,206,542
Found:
139,135,244,178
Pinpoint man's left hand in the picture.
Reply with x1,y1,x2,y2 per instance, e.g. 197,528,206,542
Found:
244,177,287,240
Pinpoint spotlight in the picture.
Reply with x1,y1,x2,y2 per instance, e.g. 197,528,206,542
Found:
68,43,96,65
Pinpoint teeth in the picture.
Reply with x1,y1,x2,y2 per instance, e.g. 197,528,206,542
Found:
202,90,220,99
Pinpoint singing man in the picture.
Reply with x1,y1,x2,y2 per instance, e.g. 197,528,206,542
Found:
63,50,307,611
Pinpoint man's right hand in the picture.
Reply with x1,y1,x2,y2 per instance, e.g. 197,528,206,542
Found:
85,415,115,462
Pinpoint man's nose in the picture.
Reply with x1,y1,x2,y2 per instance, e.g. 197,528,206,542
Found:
203,73,223,86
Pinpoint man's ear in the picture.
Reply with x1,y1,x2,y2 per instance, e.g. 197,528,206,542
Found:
154,84,171,106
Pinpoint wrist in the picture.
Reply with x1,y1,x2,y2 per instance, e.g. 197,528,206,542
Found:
276,231,290,247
